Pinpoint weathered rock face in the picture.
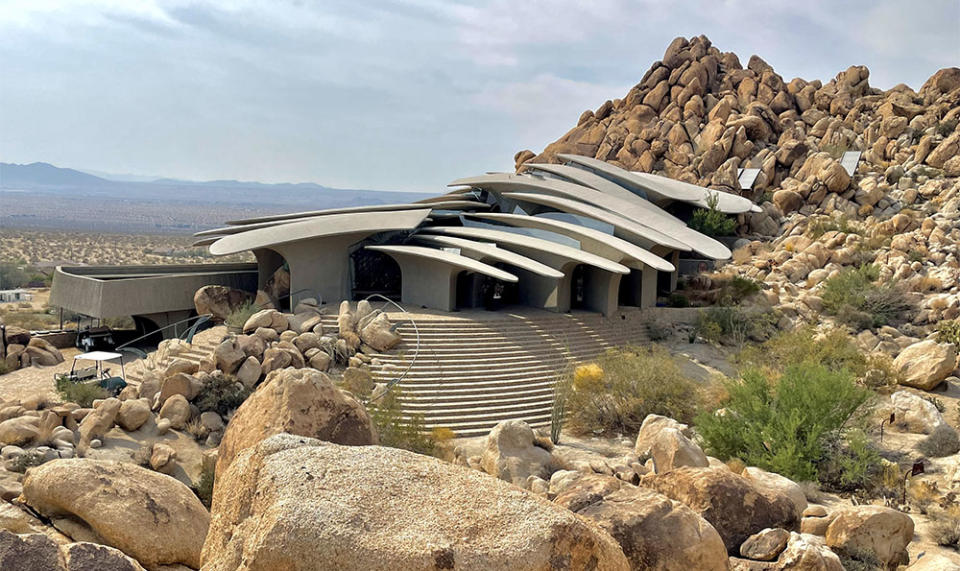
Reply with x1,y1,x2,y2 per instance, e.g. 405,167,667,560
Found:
194,285,251,323
359,313,402,352
741,467,807,521
215,367,377,480
824,506,913,569
21,459,210,568
642,466,800,553
891,390,949,434
649,427,709,473
480,419,555,487
115,398,151,432
893,340,957,390
202,434,630,571
552,473,727,571
739,527,789,561
76,398,121,456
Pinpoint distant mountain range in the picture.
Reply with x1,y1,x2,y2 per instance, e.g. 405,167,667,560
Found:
0,161,437,233
0,161,433,205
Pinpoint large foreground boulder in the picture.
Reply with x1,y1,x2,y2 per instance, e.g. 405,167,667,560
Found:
552,473,727,570
202,434,630,570
642,466,800,553
893,340,957,390
0,530,147,571
215,367,377,479
21,459,209,568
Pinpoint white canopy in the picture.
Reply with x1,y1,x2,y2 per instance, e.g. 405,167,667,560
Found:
74,351,124,362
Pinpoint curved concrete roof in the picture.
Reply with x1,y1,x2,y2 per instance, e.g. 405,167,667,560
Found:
466,212,675,272
223,200,487,227
630,171,761,214
209,208,431,256
557,153,758,214
501,191,730,260
197,200,488,238
449,173,690,251
413,234,565,278
365,245,519,283
421,226,630,275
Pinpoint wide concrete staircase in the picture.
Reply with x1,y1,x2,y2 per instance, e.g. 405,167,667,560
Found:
363,309,652,438
122,310,652,438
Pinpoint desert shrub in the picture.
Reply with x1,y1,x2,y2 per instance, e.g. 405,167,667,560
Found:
907,480,940,515
696,306,776,347
739,326,866,377
194,374,251,416
860,353,900,390
816,429,888,496
367,389,437,456
695,363,873,483
8,451,47,473
918,424,960,458
564,346,701,436
54,375,108,408
819,142,849,159
821,265,912,329
185,418,208,442
936,320,960,347
645,320,671,341
929,506,960,549
193,461,215,509
667,292,690,307
132,444,153,467
225,301,257,330
923,396,946,413
688,193,736,237
807,214,860,239
551,368,573,444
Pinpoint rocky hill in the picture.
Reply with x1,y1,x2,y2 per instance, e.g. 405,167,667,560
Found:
517,34,960,338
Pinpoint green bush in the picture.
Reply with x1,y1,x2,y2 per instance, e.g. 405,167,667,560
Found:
821,266,912,329
918,425,960,458
564,346,701,436
193,462,215,509
225,301,257,330
936,320,960,347
667,293,690,308
816,429,887,495
695,363,873,483
739,326,865,375
55,375,108,408
367,389,437,456
194,374,252,416
688,193,736,237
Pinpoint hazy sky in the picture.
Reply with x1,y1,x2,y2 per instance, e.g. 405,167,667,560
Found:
1,1,957,192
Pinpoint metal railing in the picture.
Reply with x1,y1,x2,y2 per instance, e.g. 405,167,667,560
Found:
114,313,213,360
361,293,420,404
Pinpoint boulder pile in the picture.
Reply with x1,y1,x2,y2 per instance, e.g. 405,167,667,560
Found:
0,326,64,372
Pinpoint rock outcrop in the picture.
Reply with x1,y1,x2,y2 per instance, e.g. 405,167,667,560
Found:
21,459,210,568
215,367,377,479
202,434,630,570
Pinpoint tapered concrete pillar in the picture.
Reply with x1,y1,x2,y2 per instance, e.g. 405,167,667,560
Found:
641,265,658,308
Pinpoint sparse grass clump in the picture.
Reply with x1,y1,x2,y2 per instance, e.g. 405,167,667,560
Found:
225,301,257,330
917,424,960,458
193,462,215,509
695,362,873,484
696,306,776,347
936,320,960,347
821,265,912,329
367,389,438,456
8,451,47,473
194,374,251,416
564,346,701,436
929,506,960,549
54,374,108,408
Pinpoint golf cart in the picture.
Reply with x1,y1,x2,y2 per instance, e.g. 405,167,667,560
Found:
58,351,128,396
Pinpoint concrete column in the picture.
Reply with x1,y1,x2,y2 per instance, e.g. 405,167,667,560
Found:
275,234,364,307
392,257,457,311
514,269,561,312
583,267,621,317
670,250,680,292
641,265,658,309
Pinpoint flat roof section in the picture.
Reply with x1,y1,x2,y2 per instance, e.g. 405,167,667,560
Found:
221,200,485,227
365,245,519,282
209,208,432,255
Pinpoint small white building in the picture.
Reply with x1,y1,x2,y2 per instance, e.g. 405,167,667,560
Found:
0,289,32,303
